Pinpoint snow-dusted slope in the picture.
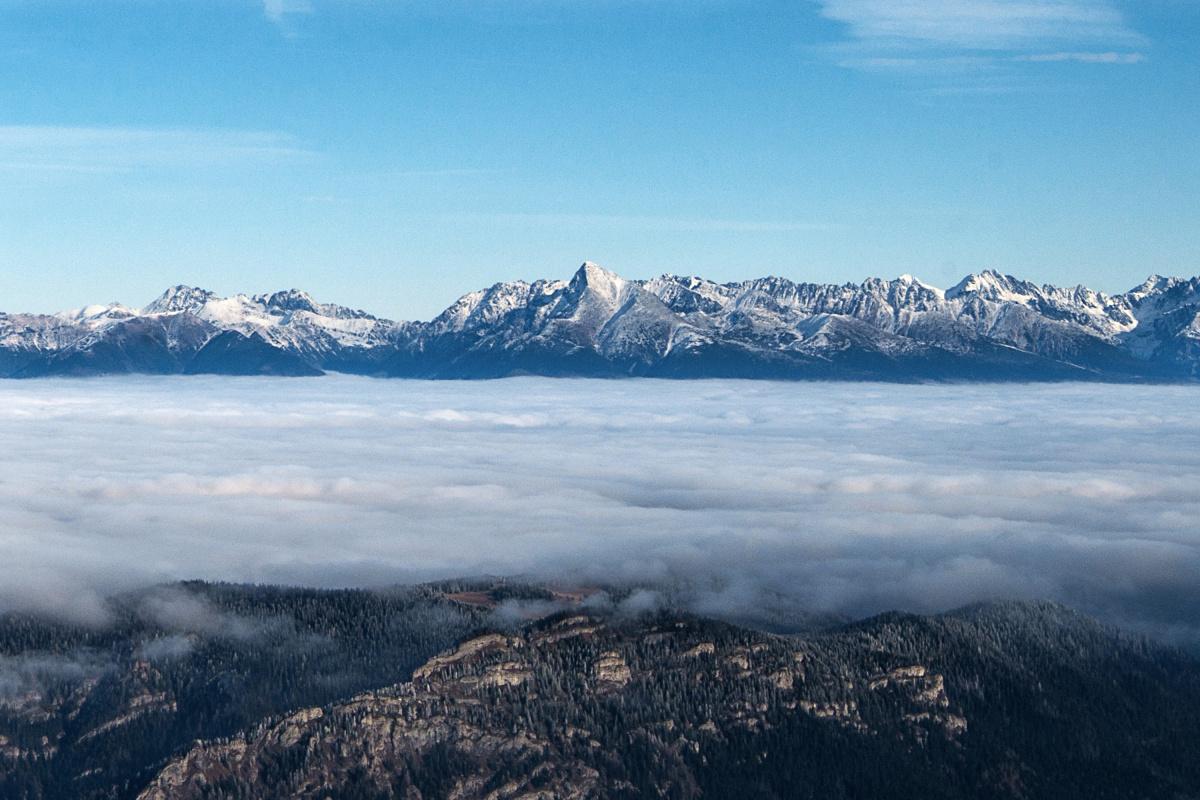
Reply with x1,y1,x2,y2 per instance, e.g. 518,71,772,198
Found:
143,285,401,352
1,285,407,377
2,263,1198,379
1118,276,1200,373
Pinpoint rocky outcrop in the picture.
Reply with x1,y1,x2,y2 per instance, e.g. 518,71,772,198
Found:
137,602,1200,800
6,588,1200,799
137,613,981,799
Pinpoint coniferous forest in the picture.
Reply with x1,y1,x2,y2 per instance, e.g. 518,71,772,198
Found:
2,581,1198,799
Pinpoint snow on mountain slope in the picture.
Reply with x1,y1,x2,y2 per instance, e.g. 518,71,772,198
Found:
1118,275,1200,372
0,285,406,377
0,312,80,349
139,286,403,353
428,278,569,335
143,285,215,315
411,264,1200,378
542,262,688,361
55,303,141,329
2,263,1199,379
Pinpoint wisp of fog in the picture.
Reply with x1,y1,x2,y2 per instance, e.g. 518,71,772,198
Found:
1,376,1197,645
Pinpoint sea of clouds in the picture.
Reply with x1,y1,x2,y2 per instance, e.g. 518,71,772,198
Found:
1,376,1197,645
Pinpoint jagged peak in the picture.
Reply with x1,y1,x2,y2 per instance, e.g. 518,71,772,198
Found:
1131,274,1179,294
945,269,1034,301
888,274,945,300
891,273,938,290
257,288,318,313
1124,274,1200,308
430,278,546,332
858,273,943,292
649,273,710,287
143,285,216,315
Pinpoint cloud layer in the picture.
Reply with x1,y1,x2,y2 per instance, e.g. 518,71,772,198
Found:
1,376,1197,645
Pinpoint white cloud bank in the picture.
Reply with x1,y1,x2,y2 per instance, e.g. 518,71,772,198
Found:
0,376,1197,645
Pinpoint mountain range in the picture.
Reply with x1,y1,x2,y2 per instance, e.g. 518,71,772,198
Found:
3,263,1199,380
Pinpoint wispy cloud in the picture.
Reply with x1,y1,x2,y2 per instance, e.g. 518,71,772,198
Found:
460,212,839,233
817,0,1139,49
0,126,313,174
1016,50,1145,63
813,0,1146,75
392,168,507,178
263,0,314,25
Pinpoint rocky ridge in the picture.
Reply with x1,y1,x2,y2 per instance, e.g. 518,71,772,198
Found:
3,263,1199,380
136,603,1200,800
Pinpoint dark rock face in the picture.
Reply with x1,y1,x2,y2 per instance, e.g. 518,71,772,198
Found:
12,315,216,377
184,331,323,377
3,264,1200,380
136,601,1200,800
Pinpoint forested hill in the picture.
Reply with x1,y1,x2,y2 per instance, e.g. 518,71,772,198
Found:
2,582,1199,799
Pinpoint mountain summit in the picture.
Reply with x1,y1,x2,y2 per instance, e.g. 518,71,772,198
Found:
2,263,1198,380
143,285,216,315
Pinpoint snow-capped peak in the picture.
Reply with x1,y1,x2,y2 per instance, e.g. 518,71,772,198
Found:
570,261,626,294
5,261,1200,380
53,303,139,329
258,289,319,313
946,269,994,295
945,270,1041,302
144,285,215,315
1126,274,1185,303
893,274,945,299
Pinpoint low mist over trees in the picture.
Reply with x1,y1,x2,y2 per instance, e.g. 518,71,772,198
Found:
3,582,1199,799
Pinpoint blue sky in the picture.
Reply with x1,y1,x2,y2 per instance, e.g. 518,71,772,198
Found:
0,0,1197,320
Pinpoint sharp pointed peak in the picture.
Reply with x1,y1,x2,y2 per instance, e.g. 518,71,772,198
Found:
563,261,636,311
574,260,622,279
569,261,628,289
